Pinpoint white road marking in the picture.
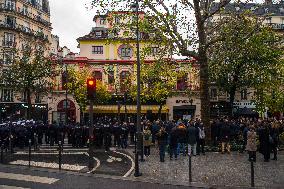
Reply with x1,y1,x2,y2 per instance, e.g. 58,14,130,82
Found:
113,151,135,177
0,172,59,184
0,185,30,189
86,153,101,174
15,152,86,155
9,160,86,171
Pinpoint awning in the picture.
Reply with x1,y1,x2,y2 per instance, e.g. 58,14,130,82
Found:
85,105,169,114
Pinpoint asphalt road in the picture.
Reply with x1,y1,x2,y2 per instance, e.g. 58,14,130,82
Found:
0,165,204,189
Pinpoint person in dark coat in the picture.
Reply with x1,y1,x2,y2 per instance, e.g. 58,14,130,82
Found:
220,119,231,154
270,121,280,160
259,123,271,162
156,127,168,162
169,126,178,160
187,121,197,156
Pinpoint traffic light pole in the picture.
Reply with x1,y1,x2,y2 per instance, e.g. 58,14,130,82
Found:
88,99,95,170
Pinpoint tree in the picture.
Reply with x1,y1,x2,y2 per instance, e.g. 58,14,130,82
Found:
0,47,54,119
92,0,240,130
209,13,284,115
127,59,191,118
65,67,111,118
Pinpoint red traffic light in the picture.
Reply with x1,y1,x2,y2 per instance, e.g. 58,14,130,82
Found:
88,80,95,86
87,78,96,100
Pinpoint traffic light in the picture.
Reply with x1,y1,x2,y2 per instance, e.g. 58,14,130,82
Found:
87,78,96,100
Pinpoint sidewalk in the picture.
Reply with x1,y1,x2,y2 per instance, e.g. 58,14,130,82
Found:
126,147,284,188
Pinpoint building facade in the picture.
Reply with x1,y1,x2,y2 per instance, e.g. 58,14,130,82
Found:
210,1,284,118
47,11,201,124
0,0,52,122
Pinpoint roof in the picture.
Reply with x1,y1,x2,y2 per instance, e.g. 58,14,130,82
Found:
77,28,109,41
211,2,284,16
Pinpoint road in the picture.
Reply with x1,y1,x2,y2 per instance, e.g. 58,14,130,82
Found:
0,165,203,189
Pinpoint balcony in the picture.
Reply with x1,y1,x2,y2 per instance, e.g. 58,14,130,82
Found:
267,23,284,30
0,21,49,42
0,3,51,27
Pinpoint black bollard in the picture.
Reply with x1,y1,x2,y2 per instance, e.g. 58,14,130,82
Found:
59,140,62,170
28,139,31,168
250,160,255,187
189,154,192,183
1,143,4,164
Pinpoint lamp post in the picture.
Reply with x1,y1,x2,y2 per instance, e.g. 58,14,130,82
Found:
131,0,142,177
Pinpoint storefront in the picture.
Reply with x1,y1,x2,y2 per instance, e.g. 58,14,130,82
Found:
83,104,169,122
166,96,201,121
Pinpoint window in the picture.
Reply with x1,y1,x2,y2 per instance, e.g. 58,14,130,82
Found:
151,47,159,55
0,89,14,102
177,75,188,91
23,21,30,32
21,91,28,102
3,32,15,47
5,16,16,28
37,12,42,20
3,51,14,64
95,31,102,38
94,71,102,81
5,0,15,10
36,0,42,8
210,88,218,101
23,5,29,15
241,89,248,100
92,46,103,54
108,71,115,84
35,93,41,103
120,71,130,92
266,17,271,24
120,48,132,58
100,18,106,25
115,16,120,24
61,71,68,90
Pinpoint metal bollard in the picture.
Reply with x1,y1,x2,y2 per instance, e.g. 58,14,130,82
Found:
28,139,31,168
251,160,255,187
1,145,3,163
59,141,62,170
189,154,192,183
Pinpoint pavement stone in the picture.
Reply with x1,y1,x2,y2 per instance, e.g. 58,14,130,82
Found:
126,146,284,188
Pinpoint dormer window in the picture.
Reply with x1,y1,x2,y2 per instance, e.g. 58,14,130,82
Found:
100,18,106,25
95,31,102,38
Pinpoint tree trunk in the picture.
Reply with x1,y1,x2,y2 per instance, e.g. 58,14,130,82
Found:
158,103,163,120
26,88,32,120
229,85,237,117
193,0,211,139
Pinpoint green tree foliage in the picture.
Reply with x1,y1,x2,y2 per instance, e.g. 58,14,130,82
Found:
65,67,111,112
91,0,238,129
209,13,284,115
127,59,191,117
0,47,54,119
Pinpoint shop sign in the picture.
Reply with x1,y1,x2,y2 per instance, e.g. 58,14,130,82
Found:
176,99,193,104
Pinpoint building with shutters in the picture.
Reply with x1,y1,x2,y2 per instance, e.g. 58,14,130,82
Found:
0,0,55,122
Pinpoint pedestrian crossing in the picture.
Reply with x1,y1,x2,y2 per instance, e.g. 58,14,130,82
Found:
0,172,59,189
38,138,88,152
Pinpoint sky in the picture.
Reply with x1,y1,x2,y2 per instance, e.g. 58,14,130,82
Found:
49,0,95,53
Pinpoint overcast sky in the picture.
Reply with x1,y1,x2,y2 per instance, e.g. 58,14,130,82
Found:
49,0,95,53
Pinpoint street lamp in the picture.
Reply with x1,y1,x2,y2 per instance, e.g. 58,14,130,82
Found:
131,0,142,177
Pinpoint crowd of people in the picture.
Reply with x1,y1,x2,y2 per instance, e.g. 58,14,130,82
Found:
0,117,283,163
